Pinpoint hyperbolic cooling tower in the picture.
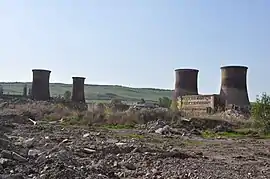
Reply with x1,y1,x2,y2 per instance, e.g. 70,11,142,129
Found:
174,68,199,99
219,65,250,107
72,77,86,103
32,69,51,101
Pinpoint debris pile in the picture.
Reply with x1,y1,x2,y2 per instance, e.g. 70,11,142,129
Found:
0,100,269,178
220,109,250,119
0,118,206,179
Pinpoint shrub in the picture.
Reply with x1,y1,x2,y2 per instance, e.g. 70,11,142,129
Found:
63,91,71,101
252,92,270,134
158,97,172,108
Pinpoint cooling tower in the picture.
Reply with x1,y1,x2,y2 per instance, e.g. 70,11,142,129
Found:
72,77,86,103
219,65,250,107
174,68,199,99
32,69,51,101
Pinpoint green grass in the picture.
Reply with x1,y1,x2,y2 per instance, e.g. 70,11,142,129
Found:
202,130,246,138
0,82,172,103
202,129,270,139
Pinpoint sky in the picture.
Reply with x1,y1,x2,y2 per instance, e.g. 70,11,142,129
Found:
0,0,269,101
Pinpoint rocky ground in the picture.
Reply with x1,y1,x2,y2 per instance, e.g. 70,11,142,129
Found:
0,111,270,179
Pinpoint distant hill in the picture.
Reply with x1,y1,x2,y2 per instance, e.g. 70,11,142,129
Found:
0,82,173,103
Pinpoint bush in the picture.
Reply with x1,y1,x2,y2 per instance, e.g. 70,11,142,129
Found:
252,92,270,134
64,91,71,101
158,97,172,108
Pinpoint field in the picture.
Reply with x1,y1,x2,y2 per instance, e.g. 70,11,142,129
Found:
0,98,269,178
0,82,172,103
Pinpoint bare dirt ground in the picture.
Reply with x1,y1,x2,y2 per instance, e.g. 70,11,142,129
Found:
1,113,270,179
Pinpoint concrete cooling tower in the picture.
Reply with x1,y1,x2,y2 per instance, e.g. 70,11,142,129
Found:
219,65,250,107
174,68,199,99
32,69,51,101
72,77,86,103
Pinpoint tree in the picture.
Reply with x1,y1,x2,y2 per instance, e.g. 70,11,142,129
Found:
252,92,270,134
0,85,3,96
139,98,145,104
28,88,32,97
158,97,172,108
23,84,27,97
64,91,71,101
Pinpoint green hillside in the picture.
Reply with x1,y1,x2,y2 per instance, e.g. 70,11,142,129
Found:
0,82,173,103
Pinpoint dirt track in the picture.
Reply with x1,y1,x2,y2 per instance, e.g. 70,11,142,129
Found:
1,115,270,179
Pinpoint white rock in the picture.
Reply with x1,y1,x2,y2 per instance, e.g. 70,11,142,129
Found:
83,133,90,138
155,128,164,134
28,149,41,157
23,138,35,147
0,158,9,165
115,142,126,146
83,148,96,154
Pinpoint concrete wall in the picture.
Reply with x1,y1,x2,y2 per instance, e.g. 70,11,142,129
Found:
177,94,222,113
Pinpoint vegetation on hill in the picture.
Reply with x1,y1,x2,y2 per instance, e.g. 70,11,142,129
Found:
0,82,173,103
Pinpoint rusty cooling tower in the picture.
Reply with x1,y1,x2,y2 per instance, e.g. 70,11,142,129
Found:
32,69,51,101
72,77,86,103
220,65,250,107
174,69,199,99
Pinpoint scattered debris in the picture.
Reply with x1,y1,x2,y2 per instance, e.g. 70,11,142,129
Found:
220,109,249,119
28,118,37,125
1,150,27,162
82,148,96,154
28,149,42,157
83,133,90,138
0,100,268,179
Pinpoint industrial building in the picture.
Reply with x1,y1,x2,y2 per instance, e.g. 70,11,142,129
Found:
0,65,251,115
175,65,250,113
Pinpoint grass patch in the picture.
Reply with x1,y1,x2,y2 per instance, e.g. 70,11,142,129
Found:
202,130,247,138
202,129,270,139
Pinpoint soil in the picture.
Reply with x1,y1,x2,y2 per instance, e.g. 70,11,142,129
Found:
0,114,270,179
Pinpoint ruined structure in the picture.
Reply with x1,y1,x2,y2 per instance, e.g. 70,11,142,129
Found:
72,77,86,103
32,69,51,101
174,69,199,99
177,94,224,114
219,65,250,108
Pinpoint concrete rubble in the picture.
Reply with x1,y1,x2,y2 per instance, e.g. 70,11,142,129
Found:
0,100,269,179
220,109,250,119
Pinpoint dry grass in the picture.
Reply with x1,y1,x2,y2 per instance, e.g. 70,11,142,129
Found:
0,101,145,126
0,100,255,132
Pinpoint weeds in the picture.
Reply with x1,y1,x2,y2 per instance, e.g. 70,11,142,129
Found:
202,129,270,139
252,92,270,134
